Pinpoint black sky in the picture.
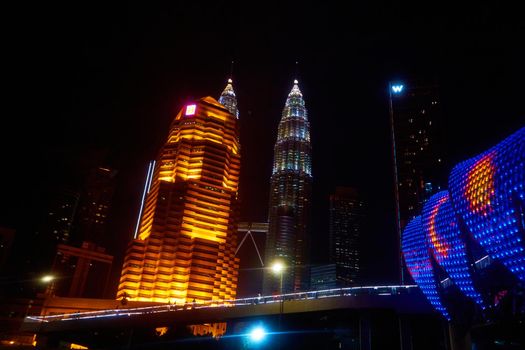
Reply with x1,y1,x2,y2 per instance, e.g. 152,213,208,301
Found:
2,2,524,294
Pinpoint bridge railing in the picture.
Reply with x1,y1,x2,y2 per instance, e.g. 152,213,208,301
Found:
24,285,418,323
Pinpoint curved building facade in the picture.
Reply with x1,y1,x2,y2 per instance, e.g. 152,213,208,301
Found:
402,127,524,320
118,90,241,304
264,80,312,294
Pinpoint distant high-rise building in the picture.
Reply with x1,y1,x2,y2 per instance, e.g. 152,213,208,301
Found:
29,188,80,272
329,187,365,286
43,188,80,245
74,167,117,247
389,81,445,283
264,80,312,294
310,264,337,290
25,169,115,293
118,85,241,303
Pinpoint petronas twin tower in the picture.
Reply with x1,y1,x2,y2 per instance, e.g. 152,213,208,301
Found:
264,80,312,293
219,78,313,294
118,77,311,303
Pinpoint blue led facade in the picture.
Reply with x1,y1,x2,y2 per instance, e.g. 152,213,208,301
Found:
449,127,525,281
422,191,485,308
402,126,524,319
402,216,450,320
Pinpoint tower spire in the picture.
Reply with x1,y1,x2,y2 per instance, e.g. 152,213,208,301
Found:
229,60,234,81
218,70,239,118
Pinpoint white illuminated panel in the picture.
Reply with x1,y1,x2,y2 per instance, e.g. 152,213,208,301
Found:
185,104,196,116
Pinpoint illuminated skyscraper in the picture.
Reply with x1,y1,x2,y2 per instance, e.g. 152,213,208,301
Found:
329,187,365,286
118,87,241,303
389,81,445,283
264,80,312,294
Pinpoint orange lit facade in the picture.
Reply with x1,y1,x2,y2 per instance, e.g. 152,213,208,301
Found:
117,96,241,304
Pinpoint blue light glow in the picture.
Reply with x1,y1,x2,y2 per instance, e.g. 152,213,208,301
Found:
391,84,404,93
249,326,266,342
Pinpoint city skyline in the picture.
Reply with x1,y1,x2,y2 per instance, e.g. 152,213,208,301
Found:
1,3,524,348
1,2,524,298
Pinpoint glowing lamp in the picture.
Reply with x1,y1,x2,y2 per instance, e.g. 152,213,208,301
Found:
271,261,284,275
41,275,54,283
391,84,404,93
249,326,266,342
185,104,196,116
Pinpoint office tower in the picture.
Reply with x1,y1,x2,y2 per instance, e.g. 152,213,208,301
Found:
74,167,117,247
264,80,312,294
42,188,80,245
389,81,445,282
118,91,241,303
329,187,365,286
49,241,113,298
29,188,80,273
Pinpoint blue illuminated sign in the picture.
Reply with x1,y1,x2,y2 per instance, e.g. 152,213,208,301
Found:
391,84,404,93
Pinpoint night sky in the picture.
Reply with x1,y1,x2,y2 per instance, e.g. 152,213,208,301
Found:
2,2,524,296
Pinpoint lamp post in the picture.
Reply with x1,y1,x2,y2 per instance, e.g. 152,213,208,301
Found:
271,261,284,295
36,275,55,347
388,82,405,285
40,275,55,296
270,261,285,348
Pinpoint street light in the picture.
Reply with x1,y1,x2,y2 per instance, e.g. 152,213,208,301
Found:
35,275,55,347
40,275,56,296
270,261,285,349
270,261,284,295
388,81,406,285
40,275,54,283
